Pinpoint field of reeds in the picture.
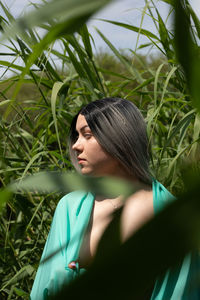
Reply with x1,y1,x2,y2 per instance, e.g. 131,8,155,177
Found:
0,0,200,299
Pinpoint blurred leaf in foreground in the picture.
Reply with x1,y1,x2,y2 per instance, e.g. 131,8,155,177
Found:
9,171,136,199
174,0,200,112
0,0,112,42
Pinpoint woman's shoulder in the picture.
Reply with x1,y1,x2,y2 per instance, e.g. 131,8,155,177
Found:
55,191,94,220
57,190,91,208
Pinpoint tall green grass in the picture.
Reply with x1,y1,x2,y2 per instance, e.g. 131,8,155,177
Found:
0,0,200,298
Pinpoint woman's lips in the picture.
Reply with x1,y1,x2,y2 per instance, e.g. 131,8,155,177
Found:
77,157,86,164
78,160,86,164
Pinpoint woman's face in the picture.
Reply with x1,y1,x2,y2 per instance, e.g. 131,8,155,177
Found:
72,114,120,177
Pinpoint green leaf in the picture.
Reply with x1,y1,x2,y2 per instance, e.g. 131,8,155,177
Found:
0,264,34,290
156,7,173,59
1,0,112,100
51,81,65,161
95,27,143,83
13,287,29,297
79,24,93,59
99,19,160,41
64,36,100,90
0,60,24,71
162,110,195,153
63,42,88,80
160,0,175,6
175,0,200,112
0,188,13,213
1,0,112,42
0,99,12,107
190,113,200,158
187,3,200,39
10,171,137,199
131,77,154,92
137,42,153,49
0,2,15,23
20,151,49,180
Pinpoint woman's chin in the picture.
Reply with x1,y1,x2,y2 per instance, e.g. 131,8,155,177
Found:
80,168,101,177
80,167,93,176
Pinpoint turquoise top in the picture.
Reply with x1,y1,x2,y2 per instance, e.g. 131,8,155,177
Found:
30,180,199,299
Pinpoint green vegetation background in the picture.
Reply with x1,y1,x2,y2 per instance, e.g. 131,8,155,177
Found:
0,0,200,298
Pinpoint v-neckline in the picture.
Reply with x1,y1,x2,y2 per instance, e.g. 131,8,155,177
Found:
66,192,95,270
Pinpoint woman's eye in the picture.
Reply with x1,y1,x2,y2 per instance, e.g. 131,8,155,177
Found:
84,133,92,139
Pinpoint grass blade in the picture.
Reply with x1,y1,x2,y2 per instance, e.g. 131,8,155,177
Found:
99,19,160,41
175,0,200,112
50,81,65,162
95,27,143,83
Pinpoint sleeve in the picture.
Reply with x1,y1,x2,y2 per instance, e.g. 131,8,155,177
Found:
30,194,78,300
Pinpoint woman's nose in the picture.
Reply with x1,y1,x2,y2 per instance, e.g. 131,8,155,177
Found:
72,138,83,151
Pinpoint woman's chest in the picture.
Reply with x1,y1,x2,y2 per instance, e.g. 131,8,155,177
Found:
78,201,114,269
78,190,153,269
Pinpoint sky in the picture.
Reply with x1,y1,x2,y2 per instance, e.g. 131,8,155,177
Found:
2,0,167,51
88,0,170,52
0,0,200,77
2,0,200,52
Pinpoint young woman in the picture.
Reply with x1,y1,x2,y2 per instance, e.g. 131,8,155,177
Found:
30,97,194,300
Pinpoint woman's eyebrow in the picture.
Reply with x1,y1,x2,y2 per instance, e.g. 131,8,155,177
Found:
75,125,90,133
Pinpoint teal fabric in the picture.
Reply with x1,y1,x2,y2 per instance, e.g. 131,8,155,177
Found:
30,180,199,299
151,181,197,300
30,191,94,300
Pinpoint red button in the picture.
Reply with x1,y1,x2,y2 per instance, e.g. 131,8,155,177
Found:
68,261,77,269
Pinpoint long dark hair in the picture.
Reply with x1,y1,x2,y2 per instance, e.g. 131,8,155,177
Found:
69,97,152,185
